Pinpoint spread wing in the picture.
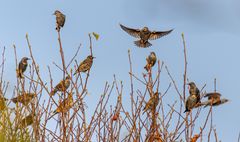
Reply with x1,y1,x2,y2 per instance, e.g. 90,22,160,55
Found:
204,92,221,100
149,29,173,40
120,24,140,38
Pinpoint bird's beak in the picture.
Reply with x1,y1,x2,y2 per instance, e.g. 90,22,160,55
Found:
27,58,31,60
93,56,96,59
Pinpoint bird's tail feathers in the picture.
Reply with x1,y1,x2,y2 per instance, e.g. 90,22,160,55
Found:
134,40,152,48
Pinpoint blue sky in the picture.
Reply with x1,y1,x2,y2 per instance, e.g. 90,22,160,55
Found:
0,0,239,141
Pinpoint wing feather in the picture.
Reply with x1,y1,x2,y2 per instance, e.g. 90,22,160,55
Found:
149,29,173,40
120,24,140,38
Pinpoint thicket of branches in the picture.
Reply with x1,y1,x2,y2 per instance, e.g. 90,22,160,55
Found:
0,20,228,142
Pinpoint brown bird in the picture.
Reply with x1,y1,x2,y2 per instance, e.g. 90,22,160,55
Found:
50,76,70,96
143,92,159,113
0,95,7,110
202,92,229,107
184,94,198,113
184,82,201,113
188,82,201,104
120,24,173,48
20,113,35,128
11,92,36,106
144,52,157,71
74,55,95,75
53,10,65,31
48,92,74,120
17,57,30,78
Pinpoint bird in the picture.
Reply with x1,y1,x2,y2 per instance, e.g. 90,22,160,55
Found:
17,57,30,78
53,10,65,32
202,92,229,107
120,24,173,48
11,92,36,106
143,92,159,113
48,92,74,120
50,76,71,96
188,82,201,104
74,55,95,75
144,52,157,71
184,94,198,113
20,113,35,128
0,95,7,111
184,82,201,113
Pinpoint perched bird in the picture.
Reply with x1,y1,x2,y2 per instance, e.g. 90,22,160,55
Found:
184,82,201,113
143,92,159,113
0,95,8,110
53,10,65,31
11,92,36,106
144,52,157,71
50,76,71,96
20,113,35,128
120,24,173,48
184,94,198,113
74,55,95,75
202,92,229,107
48,92,74,120
188,82,201,104
17,57,30,78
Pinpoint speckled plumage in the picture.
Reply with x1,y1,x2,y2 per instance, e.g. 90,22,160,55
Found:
120,24,173,48
50,76,70,96
17,57,30,78
54,10,65,31
74,55,94,75
144,52,157,71
11,92,36,106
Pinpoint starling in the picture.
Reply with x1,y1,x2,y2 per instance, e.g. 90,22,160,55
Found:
184,82,201,113
120,24,173,48
202,92,229,107
48,92,74,120
0,95,7,111
17,57,30,78
143,92,159,113
20,113,35,128
144,52,157,71
188,82,201,104
184,94,198,113
74,55,95,75
50,76,70,96
53,10,65,31
11,92,36,106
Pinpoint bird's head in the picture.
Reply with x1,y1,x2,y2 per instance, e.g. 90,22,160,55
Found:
87,55,96,60
21,57,30,63
150,52,156,56
53,10,62,15
187,82,196,89
142,27,149,32
220,98,229,104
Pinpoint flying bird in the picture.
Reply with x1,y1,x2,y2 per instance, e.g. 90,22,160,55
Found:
50,76,71,96
17,57,30,78
120,24,173,48
74,55,95,75
11,92,36,106
201,92,229,107
143,92,159,113
144,52,157,71
53,10,65,31
48,92,74,120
